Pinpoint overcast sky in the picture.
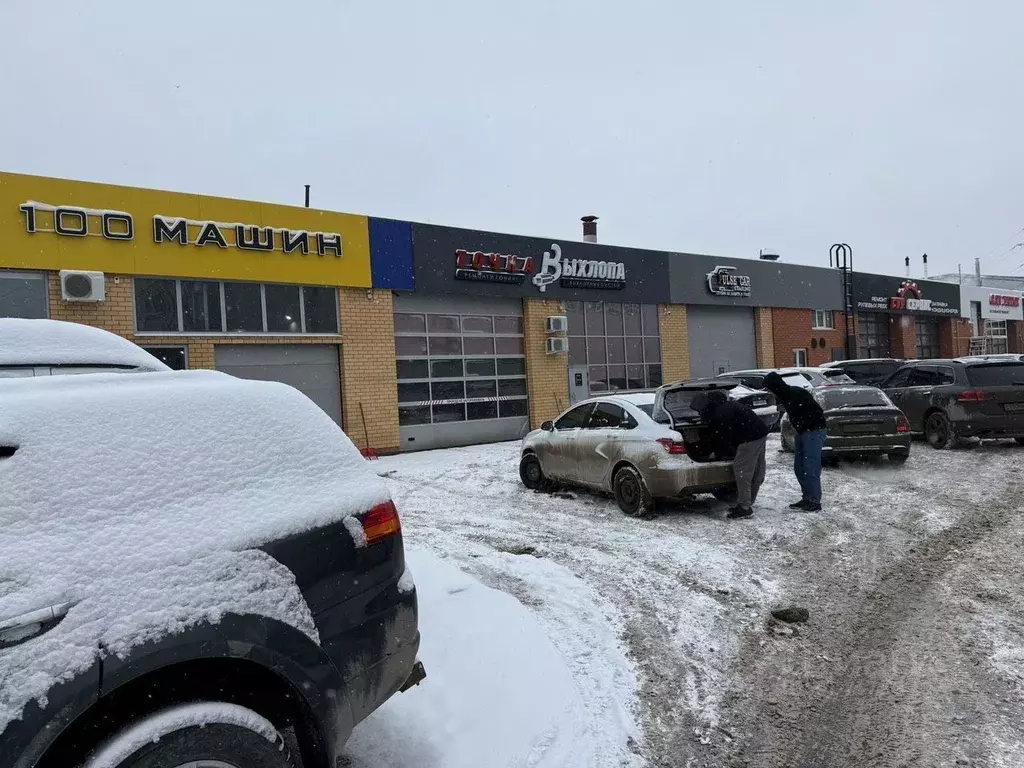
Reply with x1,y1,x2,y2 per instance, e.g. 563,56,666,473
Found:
3,1,1023,277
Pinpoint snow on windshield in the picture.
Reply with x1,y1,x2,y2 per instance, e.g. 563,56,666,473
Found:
0,318,169,370
0,370,389,730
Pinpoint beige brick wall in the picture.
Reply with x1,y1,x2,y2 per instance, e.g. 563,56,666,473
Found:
754,307,775,367
659,304,689,383
338,288,399,453
523,298,569,427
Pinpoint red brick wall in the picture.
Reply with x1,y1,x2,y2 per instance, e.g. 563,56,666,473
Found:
771,308,848,367
889,315,917,358
940,318,973,358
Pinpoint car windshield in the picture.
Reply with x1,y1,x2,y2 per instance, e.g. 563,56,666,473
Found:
817,388,891,409
966,364,1024,387
821,369,855,383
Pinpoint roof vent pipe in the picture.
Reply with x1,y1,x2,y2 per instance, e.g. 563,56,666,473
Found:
904,256,910,277
922,253,928,278
581,216,598,243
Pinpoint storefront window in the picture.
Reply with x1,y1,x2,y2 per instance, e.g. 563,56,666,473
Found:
567,300,662,393
0,271,48,318
134,278,338,334
857,312,890,358
916,318,940,359
394,311,528,425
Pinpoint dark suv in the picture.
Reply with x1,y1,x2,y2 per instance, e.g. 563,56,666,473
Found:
880,359,1024,448
1,370,423,768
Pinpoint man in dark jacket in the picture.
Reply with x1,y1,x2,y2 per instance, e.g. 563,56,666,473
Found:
693,389,769,519
762,372,827,512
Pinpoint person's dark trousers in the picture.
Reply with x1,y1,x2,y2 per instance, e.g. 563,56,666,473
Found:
793,429,827,505
733,435,768,510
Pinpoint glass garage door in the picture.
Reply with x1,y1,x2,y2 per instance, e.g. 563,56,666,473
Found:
394,296,528,451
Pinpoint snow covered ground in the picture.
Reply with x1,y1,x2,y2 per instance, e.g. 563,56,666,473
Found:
343,434,1024,767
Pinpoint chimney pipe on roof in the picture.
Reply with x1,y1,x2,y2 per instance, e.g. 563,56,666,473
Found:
975,257,982,286
922,253,928,278
581,215,598,243
904,256,910,277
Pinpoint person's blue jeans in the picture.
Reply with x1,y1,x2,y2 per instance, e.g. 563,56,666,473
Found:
794,429,827,504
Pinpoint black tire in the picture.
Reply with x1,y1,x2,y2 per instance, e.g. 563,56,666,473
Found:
924,411,957,450
519,454,546,490
1015,438,1024,447
822,455,839,468
614,466,653,517
889,451,910,464
712,485,738,503
89,703,292,768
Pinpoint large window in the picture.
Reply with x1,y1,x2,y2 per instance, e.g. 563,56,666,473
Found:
985,319,1008,354
134,278,338,334
857,312,890,358
565,301,661,393
0,270,48,318
916,318,940,359
812,310,834,330
394,311,527,426
142,346,188,370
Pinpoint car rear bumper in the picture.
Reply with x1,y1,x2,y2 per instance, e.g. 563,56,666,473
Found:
954,414,1024,438
644,461,735,497
824,434,911,454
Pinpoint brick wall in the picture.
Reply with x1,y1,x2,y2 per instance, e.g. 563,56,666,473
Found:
659,304,689,383
523,298,569,428
889,314,917,358
754,307,775,367
338,288,399,453
771,308,847,367
938,318,973,358
1008,321,1023,355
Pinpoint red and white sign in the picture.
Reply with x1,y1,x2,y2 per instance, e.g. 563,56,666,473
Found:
959,284,1024,321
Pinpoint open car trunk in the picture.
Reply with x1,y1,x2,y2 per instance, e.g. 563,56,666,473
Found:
653,381,734,462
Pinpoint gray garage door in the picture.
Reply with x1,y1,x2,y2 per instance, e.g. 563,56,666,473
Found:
214,345,342,425
687,306,758,378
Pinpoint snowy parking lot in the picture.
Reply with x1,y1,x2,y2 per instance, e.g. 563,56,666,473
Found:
343,435,1024,768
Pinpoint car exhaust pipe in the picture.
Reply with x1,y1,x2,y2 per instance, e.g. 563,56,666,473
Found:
400,660,427,692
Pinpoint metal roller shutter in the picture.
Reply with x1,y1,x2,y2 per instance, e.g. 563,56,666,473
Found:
687,305,758,378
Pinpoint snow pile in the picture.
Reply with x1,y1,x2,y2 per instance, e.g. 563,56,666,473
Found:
343,550,643,768
0,318,169,370
0,371,389,729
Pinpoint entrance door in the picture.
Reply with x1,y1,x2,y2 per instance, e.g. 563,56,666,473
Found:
568,365,589,405
214,344,343,425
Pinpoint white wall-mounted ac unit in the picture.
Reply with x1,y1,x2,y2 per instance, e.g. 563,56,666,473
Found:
60,270,106,302
545,315,568,333
546,337,569,354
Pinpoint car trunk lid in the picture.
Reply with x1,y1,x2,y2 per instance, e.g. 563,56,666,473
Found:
963,363,1024,415
653,381,735,461
825,406,903,436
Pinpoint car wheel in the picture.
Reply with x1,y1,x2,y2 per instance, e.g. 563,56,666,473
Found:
822,455,839,467
1015,438,1024,447
86,702,292,768
888,451,910,464
712,485,738,503
519,454,547,490
614,466,652,517
924,411,957,450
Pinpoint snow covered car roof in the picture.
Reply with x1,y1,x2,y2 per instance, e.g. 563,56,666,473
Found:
0,318,169,371
0,371,389,728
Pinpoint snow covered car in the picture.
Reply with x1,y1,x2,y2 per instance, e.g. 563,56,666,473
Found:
519,392,736,516
720,366,855,390
0,318,170,377
780,384,912,463
0,371,422,768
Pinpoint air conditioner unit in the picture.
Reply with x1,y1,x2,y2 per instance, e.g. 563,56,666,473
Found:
546,337,569,355
545,315,568,333
60,270,106,302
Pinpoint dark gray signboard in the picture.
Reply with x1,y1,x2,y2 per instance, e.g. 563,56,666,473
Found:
668,252,845,310
411,224,671,303
852,273,961,316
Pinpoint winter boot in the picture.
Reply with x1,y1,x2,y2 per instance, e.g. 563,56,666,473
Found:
727,506,754,519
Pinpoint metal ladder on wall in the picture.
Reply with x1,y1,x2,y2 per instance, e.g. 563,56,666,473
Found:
968,336,988,355
830,244,856,359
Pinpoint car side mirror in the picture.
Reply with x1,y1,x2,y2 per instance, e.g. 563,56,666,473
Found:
541,420,555,431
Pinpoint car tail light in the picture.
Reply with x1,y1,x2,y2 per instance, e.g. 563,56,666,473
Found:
657,438,687,455
957,390,993,403
361,500,401,544
896,415,910,433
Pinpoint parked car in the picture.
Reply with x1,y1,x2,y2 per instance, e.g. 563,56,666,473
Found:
0,318,171,377
519,391,738,516
780,384,911,463
880,359,1024,448
720,366,854,390
820,358,905,387
955,354,1024,363
1,370,422,768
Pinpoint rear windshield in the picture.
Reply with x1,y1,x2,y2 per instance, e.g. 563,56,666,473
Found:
821,369,855,383
816,388,891,409
966,364,1024,387
637,403,654,416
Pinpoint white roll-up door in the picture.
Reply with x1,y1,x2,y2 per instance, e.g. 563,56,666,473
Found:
687,305,758,378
